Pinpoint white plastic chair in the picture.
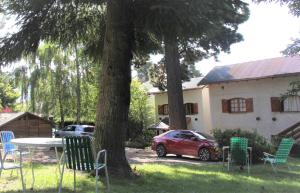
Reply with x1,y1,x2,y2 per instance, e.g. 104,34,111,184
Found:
0,148,26,192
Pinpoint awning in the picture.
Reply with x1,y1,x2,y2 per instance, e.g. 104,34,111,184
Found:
148,121,170,131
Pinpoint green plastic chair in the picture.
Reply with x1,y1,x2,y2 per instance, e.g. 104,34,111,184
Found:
228,137,250,174
263,138,294,172
58,136,110,193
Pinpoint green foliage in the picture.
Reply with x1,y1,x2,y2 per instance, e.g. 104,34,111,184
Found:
212,128,274,163
11,43,99,123
127,80,155,148
129,80,154,129
0,72,19,109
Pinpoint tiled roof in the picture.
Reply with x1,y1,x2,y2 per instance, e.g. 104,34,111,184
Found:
199,56,300,85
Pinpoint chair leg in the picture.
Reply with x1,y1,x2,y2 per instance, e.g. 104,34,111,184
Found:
227,155,230,171
58,159,66,193
73,170,76,192
105,166,110,192
95,168,99,193
271,162,277,173
20,166,26,193
247,157,250,174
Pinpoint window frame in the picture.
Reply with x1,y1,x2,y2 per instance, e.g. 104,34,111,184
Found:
229,98,247,113
283,95,300,112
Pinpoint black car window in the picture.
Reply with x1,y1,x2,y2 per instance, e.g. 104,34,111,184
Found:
64,126,75,131
165,131,181,138
180,131,195,140
84,127,94,132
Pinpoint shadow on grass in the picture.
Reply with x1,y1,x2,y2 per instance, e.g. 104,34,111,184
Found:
1,161,300,193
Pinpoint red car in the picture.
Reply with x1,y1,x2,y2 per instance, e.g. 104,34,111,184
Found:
151,130,219,161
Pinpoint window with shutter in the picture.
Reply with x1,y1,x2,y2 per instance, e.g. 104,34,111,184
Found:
246,98,253,112
222,99,230,113
158,105,163,115
283,96,300,112
163,104,169,115
223,98,252,113
184,103,193,115
192,103,198,114
271,97,283,112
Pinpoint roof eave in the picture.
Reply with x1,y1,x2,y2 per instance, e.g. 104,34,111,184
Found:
199,72,300,85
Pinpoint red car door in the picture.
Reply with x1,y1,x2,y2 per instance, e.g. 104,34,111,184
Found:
165,131,182,155
178,131,199,156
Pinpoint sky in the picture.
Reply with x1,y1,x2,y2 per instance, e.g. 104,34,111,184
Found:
195,1,300,75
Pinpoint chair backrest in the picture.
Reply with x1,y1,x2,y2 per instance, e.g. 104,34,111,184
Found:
230,137,248,165
275,138,294,164
0,148,3,168
0,131,16,154
63,136,95,171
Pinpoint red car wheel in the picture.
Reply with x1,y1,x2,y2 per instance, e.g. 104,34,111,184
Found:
198,148,210,161
156,144,166,157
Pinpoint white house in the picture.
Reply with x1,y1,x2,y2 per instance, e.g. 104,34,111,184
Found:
150,56,300,139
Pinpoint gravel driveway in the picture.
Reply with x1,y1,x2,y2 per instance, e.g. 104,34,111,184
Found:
11,147,218,165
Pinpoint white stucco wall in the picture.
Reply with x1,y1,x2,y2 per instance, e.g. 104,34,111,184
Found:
207,76,300,139
154,88,206,132
152,75,300,139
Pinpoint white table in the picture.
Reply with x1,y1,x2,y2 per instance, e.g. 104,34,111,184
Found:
11,138,63,190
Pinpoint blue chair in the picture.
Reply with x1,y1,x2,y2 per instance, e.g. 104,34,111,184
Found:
0,132,26,192
0,131,18,161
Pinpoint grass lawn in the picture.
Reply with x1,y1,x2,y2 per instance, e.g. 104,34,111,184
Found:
1,159,300,193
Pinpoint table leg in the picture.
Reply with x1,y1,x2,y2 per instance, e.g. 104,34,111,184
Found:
55,147,62,175
29,148,35,190
222,149,225,167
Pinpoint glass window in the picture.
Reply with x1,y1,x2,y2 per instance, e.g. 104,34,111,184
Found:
163,104,169,115
185,103,193,115
64,126,76,131
84,127,94,132
180,131,195,140
230,98,246,113
283,96,300,112
165,131,181,138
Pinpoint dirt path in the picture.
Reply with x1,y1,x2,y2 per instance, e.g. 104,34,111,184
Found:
126,147,219,165
7,147,219,165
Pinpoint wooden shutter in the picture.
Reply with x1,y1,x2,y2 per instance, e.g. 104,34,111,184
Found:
192,103,198,114
271,97,283,112
246,98,253,112
158,105,163,115
222,99,230,113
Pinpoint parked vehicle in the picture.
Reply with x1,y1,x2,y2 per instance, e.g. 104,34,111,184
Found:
151,130,219,161
54,125,95,138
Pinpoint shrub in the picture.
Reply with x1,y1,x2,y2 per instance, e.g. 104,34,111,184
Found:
126,130,156,149
212,128,275,164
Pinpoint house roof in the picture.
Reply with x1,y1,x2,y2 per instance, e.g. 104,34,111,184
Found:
149,77,204,94
0,112,54,127
199,56,300,85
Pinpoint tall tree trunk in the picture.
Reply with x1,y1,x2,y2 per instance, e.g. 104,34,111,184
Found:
75,43,81,124
94,0,133,177
164,33,187,130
